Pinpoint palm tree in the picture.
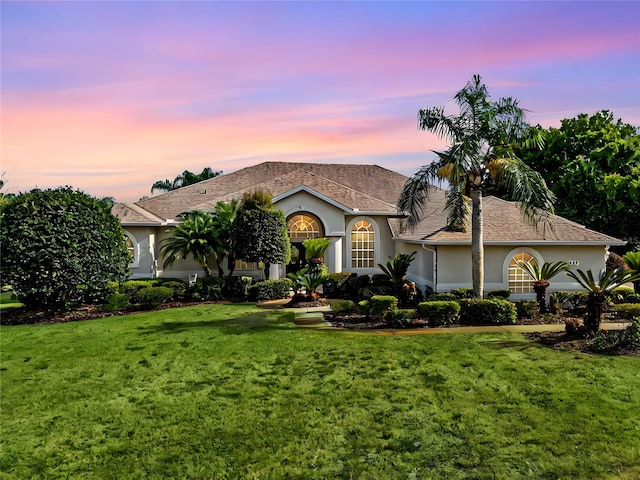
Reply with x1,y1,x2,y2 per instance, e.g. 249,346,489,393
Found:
622,251,640,294
161,210,218,277
398,75,555,298
151,167,222,194
516,260,569,313
565,268,640,333
210,200,240,278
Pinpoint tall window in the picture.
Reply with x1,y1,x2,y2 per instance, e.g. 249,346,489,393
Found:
287,213,323,239
509,251,537,294
351,220,375,268
124,231,138,267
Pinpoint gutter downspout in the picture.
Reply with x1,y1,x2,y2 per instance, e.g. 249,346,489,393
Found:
422,244,437,292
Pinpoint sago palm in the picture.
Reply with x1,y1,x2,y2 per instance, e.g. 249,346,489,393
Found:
398,74,555,298
565,268,640,333
161,210,218,277
516,260,568,313
622,251,640,294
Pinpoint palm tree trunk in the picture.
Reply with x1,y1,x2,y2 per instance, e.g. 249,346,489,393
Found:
471,189,484,299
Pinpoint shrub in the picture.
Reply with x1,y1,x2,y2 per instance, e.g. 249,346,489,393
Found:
154,280,187,300
458,299,517,325
566,292,589,313
323,272,353,298
384,308,417,328
564,317,585,335
222,276,253,300
0,187,131,311
329,299,356,313
450,287,474,299
611,304,640,319
345,274,371,299
102,293,131,312
248,279,292,301
486,289,511,299
121,280,155,297
371,274,393,287
427,293,457,302
516,300,538,319
358,300,370,315
611,286,637,304
186,277,224,301
136,286,174,308
591,318,640,352
369,295,398,317
417,301,460,326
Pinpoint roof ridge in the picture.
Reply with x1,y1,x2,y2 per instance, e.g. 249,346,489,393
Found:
122,202,166,223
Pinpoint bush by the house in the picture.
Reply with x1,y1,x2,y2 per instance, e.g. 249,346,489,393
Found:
248,279,292,301
221,276,253,300
426,293,457,302
450,287,474,299
329,299,357,314
155,279,187,300
611,286,639,304
186,277,224,301
591,317,640,352
323,272,353,298
0,187,130,312
486,289,511,299
611,304,640,319
345,274,371,299
516,300,538,319
121,280,155,297
417,301,461,326
102,293,131,312
357,300,370,315
135,286,174,309
369,295,398,317
384,308,416,328
458,298,517,325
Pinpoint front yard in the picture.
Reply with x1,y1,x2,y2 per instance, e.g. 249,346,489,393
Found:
1,303,639,479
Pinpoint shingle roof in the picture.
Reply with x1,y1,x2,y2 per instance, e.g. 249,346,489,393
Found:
390,196,625,245
111,203,165,225
129,161,408,220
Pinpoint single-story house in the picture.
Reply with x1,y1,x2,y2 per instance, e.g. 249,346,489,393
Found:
112,161,625,299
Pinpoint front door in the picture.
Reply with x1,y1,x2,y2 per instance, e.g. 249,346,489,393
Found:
286,243,307,274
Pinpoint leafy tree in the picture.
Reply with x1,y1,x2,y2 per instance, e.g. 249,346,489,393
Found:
516,260,569,313
519,111,640,251
398,75,555,298
161,210,217,277
234,191,291,279
565,268,640,334
0,187,130,311
151,167,222,194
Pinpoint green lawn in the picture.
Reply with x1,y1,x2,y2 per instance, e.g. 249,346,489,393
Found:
1,303,639,479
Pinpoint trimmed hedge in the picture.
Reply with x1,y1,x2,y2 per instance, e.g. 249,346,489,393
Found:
136,286,174,308
486,289,511,299
369,295,398,317
248,279,292,301
427,293,457,302
612,304,640,319
103,293,131,312
516,300,538,319
458,298,517,325
417,301,461,326
384,308,417,328
323,272,354,298
329,299,357,314
450,287,474,299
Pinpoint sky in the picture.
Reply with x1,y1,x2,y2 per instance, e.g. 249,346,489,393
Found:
2,1,639,203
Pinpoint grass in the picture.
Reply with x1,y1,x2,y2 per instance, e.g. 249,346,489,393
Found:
1,303,639,479
0,291,22,309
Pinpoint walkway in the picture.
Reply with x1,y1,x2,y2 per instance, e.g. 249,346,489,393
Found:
256,299,630,335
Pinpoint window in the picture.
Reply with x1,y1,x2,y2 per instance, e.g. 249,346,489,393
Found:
509,251,538,294
287,213,323,239
351,219,375,268
124,231,139,267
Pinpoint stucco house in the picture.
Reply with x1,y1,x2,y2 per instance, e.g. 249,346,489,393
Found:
112,161,625,299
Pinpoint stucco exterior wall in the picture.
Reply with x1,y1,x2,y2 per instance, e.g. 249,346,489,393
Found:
123,226,158,279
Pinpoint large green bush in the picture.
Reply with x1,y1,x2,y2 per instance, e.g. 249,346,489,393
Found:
136,286,174,308
458,299,517,325
0,188,130,311
417,301,461,326
248,279,292,301
612,304,640,319
369,295,398,317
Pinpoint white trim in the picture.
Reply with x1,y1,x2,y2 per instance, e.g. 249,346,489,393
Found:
123,230,140,268
503,247,544,295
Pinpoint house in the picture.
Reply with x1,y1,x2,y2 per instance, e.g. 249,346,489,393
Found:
112,161,625,298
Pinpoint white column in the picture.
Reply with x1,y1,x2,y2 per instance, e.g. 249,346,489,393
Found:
332,237,343,273
269,263,280,280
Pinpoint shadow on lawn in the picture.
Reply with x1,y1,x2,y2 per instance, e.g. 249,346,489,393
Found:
136,310,295,336
479,339,538,352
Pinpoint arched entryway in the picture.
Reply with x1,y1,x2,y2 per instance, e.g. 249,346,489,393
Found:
286,213,324,274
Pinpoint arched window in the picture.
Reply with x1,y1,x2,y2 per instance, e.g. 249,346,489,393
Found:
351,219,375,268
287,213,323,239
124,231,139,267
509,251,538,294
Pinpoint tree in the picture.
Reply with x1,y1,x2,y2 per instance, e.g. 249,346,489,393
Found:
161,210,218,277
519,111,640,251
210,200,240,278
565,268,640,334
398,75,555,298
234,191,291,279
151,167,222,194
0,187,130,311
516,260,569,313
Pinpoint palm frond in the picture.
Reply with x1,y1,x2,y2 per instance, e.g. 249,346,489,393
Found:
444,185,469,232
418,106,462,142
397,163,441,232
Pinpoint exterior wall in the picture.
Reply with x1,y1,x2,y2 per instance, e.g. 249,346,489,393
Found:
395,243,435,294
123,227,158,279
343,214,395,276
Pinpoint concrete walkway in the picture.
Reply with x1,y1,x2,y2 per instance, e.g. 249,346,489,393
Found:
256,299,630,335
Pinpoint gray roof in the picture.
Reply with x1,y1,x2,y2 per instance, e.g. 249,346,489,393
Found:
389,196,625,246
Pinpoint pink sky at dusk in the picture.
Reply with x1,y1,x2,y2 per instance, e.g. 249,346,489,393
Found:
2,1,639,202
